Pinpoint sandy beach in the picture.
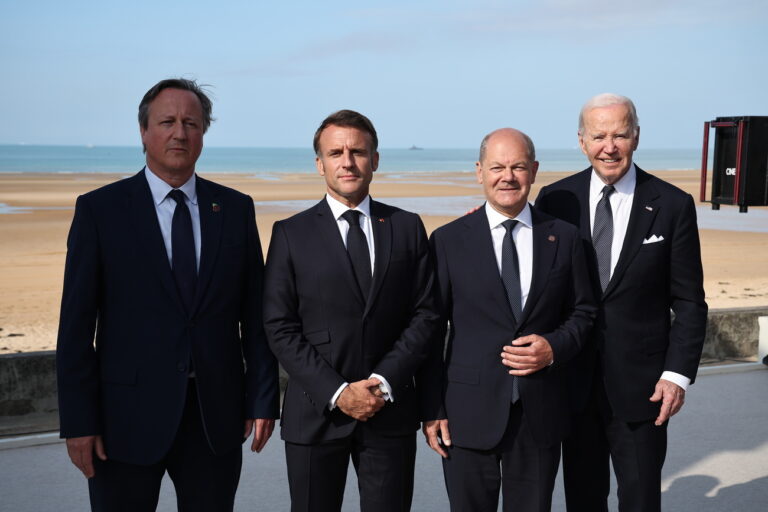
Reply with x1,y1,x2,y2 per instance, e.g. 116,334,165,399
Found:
1,170,766,354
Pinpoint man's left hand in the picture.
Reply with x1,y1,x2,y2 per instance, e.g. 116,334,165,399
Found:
244,418,275,453
501,334,553,376
649,379,685,426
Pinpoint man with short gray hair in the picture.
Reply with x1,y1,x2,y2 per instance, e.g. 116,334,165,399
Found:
536,93,707,511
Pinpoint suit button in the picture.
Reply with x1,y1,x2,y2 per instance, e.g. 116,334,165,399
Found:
177,362,187,372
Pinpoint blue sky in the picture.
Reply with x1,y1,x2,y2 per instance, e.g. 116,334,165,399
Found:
2,0,766,149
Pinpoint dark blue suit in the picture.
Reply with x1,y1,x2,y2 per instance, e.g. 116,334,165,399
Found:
56,170,279,508
535,167,707,511
421,205,596,511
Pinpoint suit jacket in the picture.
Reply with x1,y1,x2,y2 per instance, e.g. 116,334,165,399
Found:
263,198,440,444
56,170,280,465
420,205,597,450
535,166,708,422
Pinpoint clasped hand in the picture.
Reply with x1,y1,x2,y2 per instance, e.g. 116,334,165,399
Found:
500,334,553,375
337,377,386,421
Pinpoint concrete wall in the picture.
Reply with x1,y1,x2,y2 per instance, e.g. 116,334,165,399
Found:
2,307,767,437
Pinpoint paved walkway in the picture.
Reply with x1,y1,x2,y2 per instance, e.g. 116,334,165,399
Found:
1,366,766,511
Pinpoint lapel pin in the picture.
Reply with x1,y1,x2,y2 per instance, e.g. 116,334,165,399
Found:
378,218,385,222
212,203,221,213
645,205,653,211
548,235,556,242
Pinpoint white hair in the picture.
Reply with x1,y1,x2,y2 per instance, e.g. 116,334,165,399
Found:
578,93,639,135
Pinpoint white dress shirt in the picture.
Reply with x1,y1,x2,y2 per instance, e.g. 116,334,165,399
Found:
144,167,201,271
588,164,689,390
324,194,392,409
485,202,534,311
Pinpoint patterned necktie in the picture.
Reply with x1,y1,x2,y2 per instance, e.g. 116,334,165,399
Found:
341,210,372,297
593,185,616,292
168,189,197,314
501,219,521,403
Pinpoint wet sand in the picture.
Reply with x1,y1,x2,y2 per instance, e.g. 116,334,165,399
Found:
0,170,765,354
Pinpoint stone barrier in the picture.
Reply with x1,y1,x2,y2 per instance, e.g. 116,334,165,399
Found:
2,307,766,438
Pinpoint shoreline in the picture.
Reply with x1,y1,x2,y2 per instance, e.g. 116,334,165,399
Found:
1,170,766,354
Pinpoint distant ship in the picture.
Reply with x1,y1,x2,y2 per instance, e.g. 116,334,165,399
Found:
408,145,423,150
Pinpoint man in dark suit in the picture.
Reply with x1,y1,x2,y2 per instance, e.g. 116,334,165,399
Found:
421,128,597,511
56,78,280,511
535,93,708,512
263,110,439,512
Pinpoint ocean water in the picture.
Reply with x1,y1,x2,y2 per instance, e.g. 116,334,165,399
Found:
0,145,708,175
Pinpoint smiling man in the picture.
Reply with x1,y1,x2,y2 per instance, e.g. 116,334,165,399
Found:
535,93,707,512
421,128,596,511
263,110,440,512
56,78,280,511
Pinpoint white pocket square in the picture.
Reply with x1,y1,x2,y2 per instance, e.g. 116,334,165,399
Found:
643,234,665,244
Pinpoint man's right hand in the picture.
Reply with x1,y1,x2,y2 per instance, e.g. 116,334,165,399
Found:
66,435,107,478
422,419,452,458
336,378,386,421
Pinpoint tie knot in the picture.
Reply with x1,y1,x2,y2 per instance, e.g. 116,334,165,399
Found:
602,185,616,198
502,219,518,234
168,189,186,205
341,209,362,226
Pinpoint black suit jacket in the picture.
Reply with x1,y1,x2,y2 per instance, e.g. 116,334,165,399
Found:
535,167,707,422
421,205,597,449
56,170,280,465
263,198,440,444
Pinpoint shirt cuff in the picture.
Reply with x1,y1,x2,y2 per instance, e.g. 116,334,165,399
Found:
328,382,349,410
370,373,394,402
660,371,690,391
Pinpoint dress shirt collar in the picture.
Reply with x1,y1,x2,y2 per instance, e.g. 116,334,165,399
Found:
589,162,636,201
145,166,198,206
484,201,533,230
325,193,372,220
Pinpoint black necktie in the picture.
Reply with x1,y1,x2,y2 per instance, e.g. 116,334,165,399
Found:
593,185,616,292
168,189,197,314
501,219,521,403
341,210,372,297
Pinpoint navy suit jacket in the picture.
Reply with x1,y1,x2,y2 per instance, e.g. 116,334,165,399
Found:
56,170,280,465
263,199,440,444
420,205,597,449
535,167,707,422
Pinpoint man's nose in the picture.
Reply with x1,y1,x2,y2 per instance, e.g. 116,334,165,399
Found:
172,122,187,140
341,149,354,168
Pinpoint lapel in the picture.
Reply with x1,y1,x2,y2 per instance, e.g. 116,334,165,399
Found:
314,199,367,306
603,167,660,298
575,169,593,242
463,207,517,324
129,169,186,316
518,207,559,327
192,177,223,313
364,200,392,317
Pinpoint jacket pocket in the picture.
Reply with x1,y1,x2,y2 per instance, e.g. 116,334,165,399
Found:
304,329,330,345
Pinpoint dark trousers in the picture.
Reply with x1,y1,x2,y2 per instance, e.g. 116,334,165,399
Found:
442,402,561,512
284,424,416,512
562,383,668,512
88,383,242,512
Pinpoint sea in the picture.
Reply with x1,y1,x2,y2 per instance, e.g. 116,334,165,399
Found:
0,145,708,175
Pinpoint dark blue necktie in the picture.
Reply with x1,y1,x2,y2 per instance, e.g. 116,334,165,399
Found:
501,219,521,403
341,209,372,297
593,185,615,292
168,189,197,314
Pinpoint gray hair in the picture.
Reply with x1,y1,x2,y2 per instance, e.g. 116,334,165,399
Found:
578,93,639,135
478,128,536,163
138,78,214,133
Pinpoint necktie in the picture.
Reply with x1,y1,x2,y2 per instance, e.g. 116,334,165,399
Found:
341,210,372,297
168,189,197,314
501,219,522,403
593,185,616,291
